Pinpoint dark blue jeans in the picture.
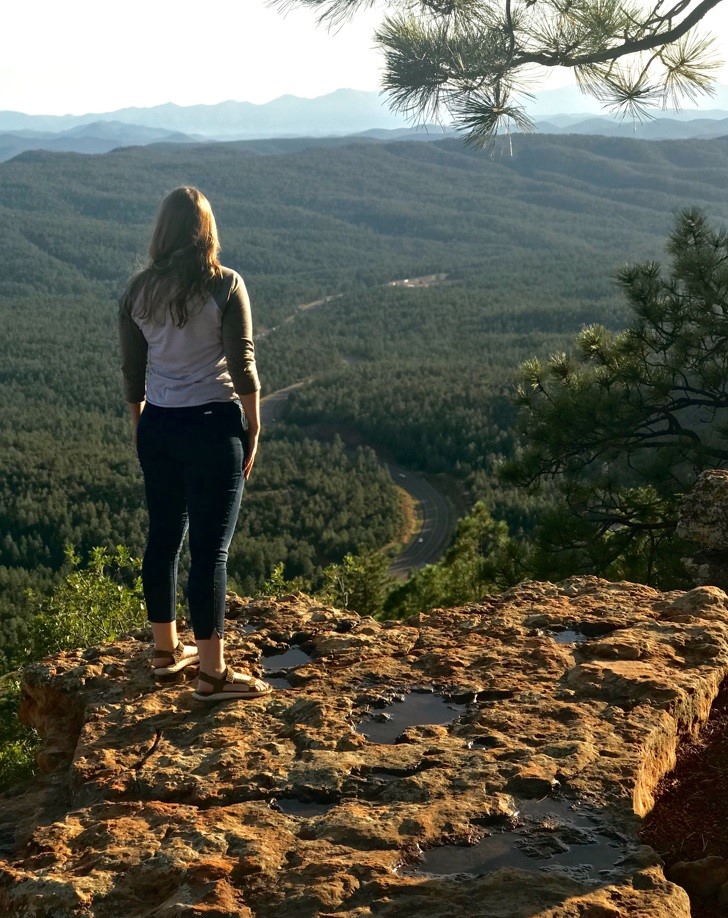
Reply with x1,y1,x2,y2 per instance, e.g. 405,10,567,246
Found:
136,401,246,640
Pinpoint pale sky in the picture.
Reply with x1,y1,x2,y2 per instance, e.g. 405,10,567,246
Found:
2,0,728,115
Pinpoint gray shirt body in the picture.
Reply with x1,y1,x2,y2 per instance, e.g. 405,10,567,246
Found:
119,267,259,407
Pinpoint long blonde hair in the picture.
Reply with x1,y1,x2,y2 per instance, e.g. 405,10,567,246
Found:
121,186,222,327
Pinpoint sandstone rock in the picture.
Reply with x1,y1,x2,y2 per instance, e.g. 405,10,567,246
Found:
677,469,728,547
667,855,728,898
3,577,723,916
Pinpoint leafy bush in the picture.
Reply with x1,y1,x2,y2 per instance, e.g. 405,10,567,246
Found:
0,545,145,793
319,550,393,618
0,675,38,791
255,561,306,597
25,545,145,661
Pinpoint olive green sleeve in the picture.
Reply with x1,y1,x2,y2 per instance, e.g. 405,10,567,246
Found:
220,272,260,396
118,307,148,403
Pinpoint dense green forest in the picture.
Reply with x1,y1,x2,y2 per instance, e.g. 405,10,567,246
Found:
2,133,728,664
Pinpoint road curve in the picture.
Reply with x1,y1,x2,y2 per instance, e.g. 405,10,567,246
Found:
384,461,457,580
260,387,456,577
258,275,457,577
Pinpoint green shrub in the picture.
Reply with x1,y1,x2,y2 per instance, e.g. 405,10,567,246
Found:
25,545,145,660
0,545,145,793
0,675,39,792
254,561,306,598
319,550,392,618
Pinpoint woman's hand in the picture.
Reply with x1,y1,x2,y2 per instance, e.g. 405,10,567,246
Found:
239,391,261,480
244,426,259,480
129,401,144,449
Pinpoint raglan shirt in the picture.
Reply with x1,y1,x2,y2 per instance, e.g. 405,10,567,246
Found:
119,267,259,408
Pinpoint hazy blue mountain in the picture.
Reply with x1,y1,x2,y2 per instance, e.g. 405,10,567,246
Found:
543,108,728,127
0,121,200,162
0,89,409,138
1,85,727,158
534,115,728,140
525,82,728,119
0,121,459,162
62,121,202,142
356,124,457,141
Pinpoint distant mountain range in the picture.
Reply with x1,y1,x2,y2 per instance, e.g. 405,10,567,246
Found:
1,86,727,161
535,115,728,140
0,90,409,137
523,82,728,118
0,121,202,162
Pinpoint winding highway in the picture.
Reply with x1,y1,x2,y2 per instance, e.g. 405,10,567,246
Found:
261,385,457,579
383,461,457,579
258,274,457,578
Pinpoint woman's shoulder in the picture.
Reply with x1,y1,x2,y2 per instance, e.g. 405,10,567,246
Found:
219,264,245,285
119,271,148,315
212,266,247,306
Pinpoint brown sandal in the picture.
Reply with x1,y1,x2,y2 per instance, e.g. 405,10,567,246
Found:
192,665,272,702
153,641,199,677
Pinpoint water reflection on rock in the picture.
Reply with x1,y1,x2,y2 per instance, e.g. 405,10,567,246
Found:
356,691,467,744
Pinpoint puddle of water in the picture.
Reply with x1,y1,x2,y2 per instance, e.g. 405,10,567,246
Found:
476,689,514,701
367,761,439,781
368,770,403,784
273,798,335,817
467,736,501,749
553,630,589,644
415,798,624,881
262,646,312,673
515,797,589,822
242,623,257,634
356,692,467,744
264,676,293,689
0,829,15,854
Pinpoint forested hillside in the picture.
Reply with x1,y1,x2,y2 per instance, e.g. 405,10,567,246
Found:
2,133,728,660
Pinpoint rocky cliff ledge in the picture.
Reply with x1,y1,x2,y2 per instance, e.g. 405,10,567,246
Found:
3,576,728,917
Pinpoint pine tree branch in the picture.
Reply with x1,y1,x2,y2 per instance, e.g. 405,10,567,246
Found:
515,0,723,68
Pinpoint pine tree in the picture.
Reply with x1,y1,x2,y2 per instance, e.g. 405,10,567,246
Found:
503,209,728,586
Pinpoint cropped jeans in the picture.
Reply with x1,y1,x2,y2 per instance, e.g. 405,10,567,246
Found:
136,400,247,640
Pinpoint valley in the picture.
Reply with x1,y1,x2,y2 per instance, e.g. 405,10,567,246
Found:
1,131,728,658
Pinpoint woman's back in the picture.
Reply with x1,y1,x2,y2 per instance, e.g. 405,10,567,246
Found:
130,268,242,408
121,267,258,409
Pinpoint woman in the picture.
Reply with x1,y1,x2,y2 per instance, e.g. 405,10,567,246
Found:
119,186,271,702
